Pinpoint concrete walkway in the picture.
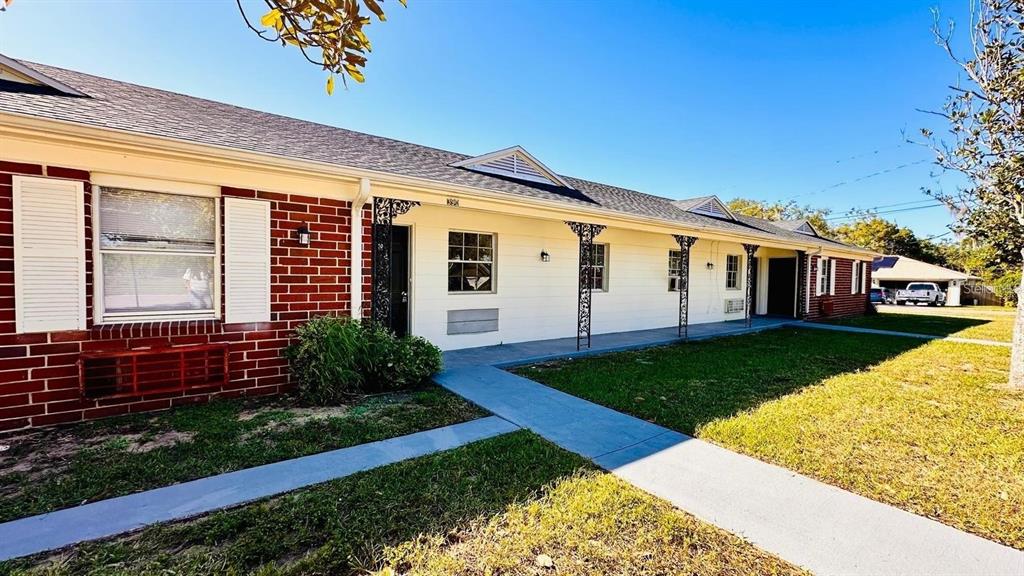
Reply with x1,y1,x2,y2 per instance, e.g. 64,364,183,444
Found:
445,316,797,369
801,321,1012,347
0,416,518,562
437,326,1024,575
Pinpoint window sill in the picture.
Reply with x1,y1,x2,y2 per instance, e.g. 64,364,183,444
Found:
94,316,220,327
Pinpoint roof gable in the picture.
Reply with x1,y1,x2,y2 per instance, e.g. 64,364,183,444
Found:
671,196,735,220
0,54,84,96
450,146,573,189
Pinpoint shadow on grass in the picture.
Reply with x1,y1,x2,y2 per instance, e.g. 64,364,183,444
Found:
825,312,991,337
0,432,592,576
515,328,925,434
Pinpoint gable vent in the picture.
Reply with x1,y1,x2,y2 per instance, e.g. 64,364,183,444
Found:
450,146,573,189
693,198,730,219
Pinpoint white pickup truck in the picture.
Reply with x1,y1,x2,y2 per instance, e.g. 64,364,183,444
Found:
895,282,946,306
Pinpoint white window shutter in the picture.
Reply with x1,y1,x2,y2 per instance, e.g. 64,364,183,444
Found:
13,176,86,333
225,197,271,323
828,259,836,295
851,261,859,295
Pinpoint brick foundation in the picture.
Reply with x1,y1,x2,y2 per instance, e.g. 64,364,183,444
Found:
0,162,370,431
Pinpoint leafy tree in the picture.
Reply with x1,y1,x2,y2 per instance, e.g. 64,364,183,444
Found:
237,0,406,94
923,0,1024,387
726,198,833,236
830,217,939,261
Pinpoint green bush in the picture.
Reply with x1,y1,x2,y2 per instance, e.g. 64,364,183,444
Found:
285,316,443,404
993,270,1022,306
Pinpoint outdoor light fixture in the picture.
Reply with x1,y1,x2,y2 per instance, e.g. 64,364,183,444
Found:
706,262,714,270
296,223,311,247
540,250,551,263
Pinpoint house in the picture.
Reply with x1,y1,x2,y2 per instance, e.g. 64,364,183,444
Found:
0,56,875,430
871,255,983,306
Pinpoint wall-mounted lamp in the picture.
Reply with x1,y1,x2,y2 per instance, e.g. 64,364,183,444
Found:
296,223,311,247
540,250,551,263
706,262,715,270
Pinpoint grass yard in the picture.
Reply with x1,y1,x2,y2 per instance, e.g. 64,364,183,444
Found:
0,386,484,523
826,305,1016,342
0,432,803,576
518,329,1024,549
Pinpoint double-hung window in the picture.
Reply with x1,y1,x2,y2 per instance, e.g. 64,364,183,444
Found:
97,187,218,322
851,261,863,294
587,244,609,291
668,250,682,291
725,254,741,290
817,257,834,296
448,231,494,292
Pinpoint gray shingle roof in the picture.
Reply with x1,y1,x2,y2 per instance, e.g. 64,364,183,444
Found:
0,60,865,253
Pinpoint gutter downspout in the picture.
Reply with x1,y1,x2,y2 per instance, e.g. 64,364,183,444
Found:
350,178,372,319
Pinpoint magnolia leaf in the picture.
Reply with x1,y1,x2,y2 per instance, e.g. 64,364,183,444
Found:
260,8,283,29
364,0,386,21
326,74,335,95
345,65,365,83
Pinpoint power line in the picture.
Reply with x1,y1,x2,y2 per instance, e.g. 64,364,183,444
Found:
792,159,931,200
825,203,945,221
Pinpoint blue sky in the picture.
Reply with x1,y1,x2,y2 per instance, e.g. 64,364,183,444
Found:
0,1,975,237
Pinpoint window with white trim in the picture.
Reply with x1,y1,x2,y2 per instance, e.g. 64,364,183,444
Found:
668,250,682,291
586,244,609,291
725,254,741,290
97,187,218,322
816,257,834,296
851,261,863,294
448,231,494,292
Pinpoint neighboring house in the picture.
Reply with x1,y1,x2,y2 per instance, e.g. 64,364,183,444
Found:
0,56,875,430
871,255,983,307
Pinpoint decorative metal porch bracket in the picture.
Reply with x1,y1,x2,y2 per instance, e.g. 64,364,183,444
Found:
796,250,807,320
566,221,606,350
742,243,760,328
371,197,419,329
672,234,698,338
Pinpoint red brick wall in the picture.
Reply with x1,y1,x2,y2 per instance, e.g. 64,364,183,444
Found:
805,256,872,321
0,162,364,431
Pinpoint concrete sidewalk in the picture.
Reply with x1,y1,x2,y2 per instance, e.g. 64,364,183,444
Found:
0,416,518,562
800,321,1012,347
437,345,1024,575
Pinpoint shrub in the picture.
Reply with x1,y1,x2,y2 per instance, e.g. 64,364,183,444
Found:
993,271,1022,306
285,316,443,404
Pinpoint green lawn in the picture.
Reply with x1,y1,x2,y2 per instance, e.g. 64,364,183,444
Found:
0,387,484,523
827,306,1016,342
519,329,1024,549
1,432,803,576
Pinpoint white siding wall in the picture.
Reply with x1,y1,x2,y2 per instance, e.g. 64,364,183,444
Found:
398,205,756,350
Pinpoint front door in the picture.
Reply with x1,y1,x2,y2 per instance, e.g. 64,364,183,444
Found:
766,258,797,317
388,226,410,336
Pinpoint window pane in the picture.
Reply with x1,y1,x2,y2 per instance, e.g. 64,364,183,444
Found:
100,188,215,252
448,246,463,261
103,253,215,314
478,234,492,248
464,247,479,262
449,231,463,247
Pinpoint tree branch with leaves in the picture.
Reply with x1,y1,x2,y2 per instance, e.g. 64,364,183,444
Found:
237,0,405,94
921,0,1024,387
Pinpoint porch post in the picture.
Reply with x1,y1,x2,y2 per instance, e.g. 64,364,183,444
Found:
566,221,606,350
371,197,418,329
795,250,807,320
672,234,698,338
742,243,760,328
